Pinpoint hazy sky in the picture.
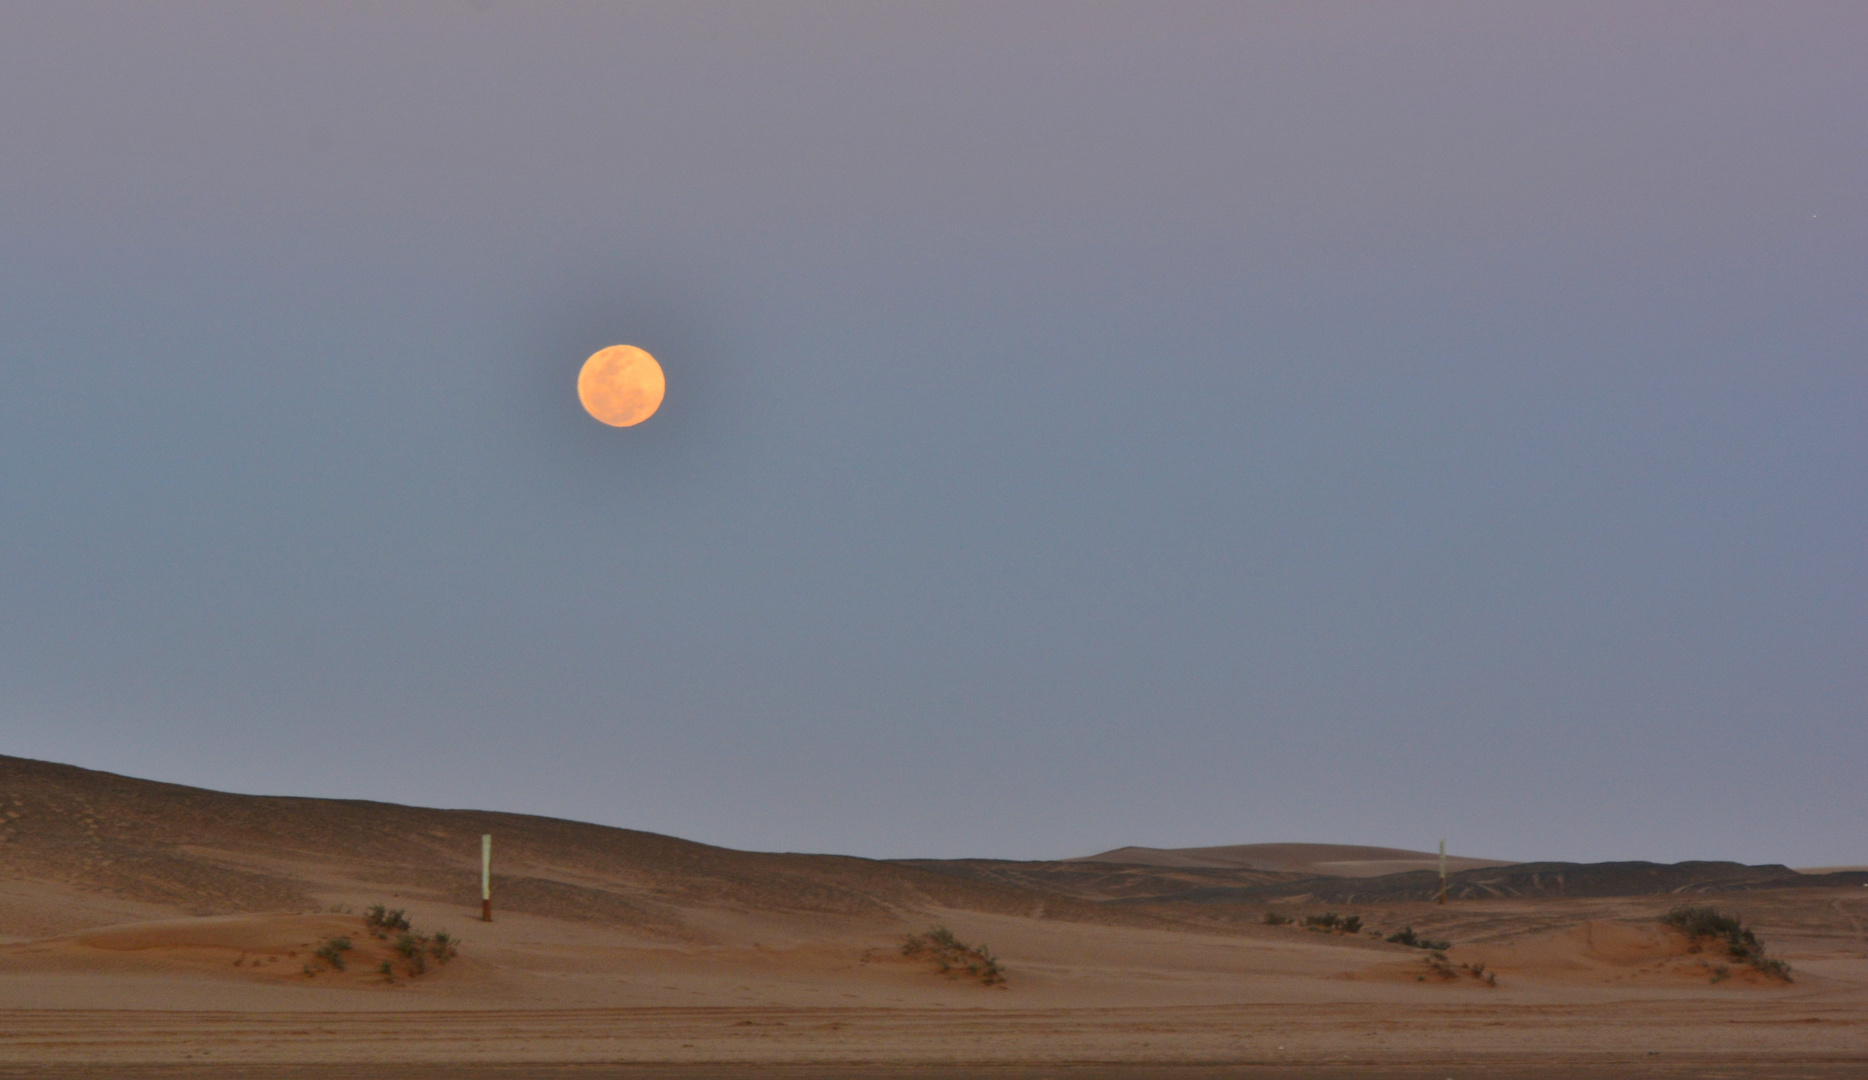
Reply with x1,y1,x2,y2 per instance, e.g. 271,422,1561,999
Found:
3,2,1863,866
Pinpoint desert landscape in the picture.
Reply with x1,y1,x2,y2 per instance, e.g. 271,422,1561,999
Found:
6,3,1862,1077
1,754,1864,1078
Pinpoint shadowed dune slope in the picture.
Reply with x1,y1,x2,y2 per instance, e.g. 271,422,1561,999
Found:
6,754,1862,937
0,755,1116,935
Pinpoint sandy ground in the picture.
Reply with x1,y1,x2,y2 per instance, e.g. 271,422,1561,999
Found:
6,1067,1868,1080
1,887,1864,1074
2,758,1863,1075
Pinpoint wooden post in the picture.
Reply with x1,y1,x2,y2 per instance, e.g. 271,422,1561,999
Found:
1438,838,1447,905
481,834,493,922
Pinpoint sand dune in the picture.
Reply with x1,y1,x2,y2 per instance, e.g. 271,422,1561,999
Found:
1,754,1864,1072
0,913,421,984
1350,920,1796,989
0,754,1113,935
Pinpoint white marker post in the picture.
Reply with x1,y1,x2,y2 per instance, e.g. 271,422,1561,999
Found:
481,834,493,922
1438,838,1448,905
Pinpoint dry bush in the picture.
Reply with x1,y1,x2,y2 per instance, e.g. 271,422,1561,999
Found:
1661,905,1791,982
901,925,1005,987
1386,926,1450,950
311,935,352,972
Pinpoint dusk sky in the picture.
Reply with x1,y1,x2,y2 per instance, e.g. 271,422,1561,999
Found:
3,2,1862,866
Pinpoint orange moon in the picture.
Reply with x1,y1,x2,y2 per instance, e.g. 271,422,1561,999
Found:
577,345,665,427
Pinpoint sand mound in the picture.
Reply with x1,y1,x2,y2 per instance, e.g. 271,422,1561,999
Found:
4,913,349,978
1349,921,1792,988
0,912,480,988
68,913,354,955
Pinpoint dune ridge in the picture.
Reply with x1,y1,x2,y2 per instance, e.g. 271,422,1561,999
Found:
2,753,1865,1072
0,754,1119,937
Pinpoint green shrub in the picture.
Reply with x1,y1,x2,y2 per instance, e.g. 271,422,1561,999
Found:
341,904,462,981
395,932,429,976
1751,956,1792,980
1386,927,1451,950
313,935,352,971
1299,912,1366,935
365,905,412,934
1660,906,1790,982
902,925,1005,987
1661,906,1752,948
1262,911,1291,926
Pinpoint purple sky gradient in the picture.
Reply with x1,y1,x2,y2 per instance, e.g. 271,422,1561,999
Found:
1,2,1862,864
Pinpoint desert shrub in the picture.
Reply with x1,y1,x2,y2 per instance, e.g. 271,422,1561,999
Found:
1417,956,1497,986
395,932,429,976
902,925,1005,987
1299,912,1366,935
923,926,962,952
1751,956,1792,980
1386,927,1451,951
313,935,352,971
1661,906,1789,981
365,905,411,934
973,946,1004,986
1661,906,1753,949
1417,950,1491,985
339,905,461,981
1263,911,1291,926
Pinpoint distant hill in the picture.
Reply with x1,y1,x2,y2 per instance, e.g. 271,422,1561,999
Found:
1119,859,1868,905
4,754,1862,940
898,855,1868,905
0,755,1112,936
1075,843,1512,877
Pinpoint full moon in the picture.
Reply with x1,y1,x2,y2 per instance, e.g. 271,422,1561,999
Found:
577,344,665,427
